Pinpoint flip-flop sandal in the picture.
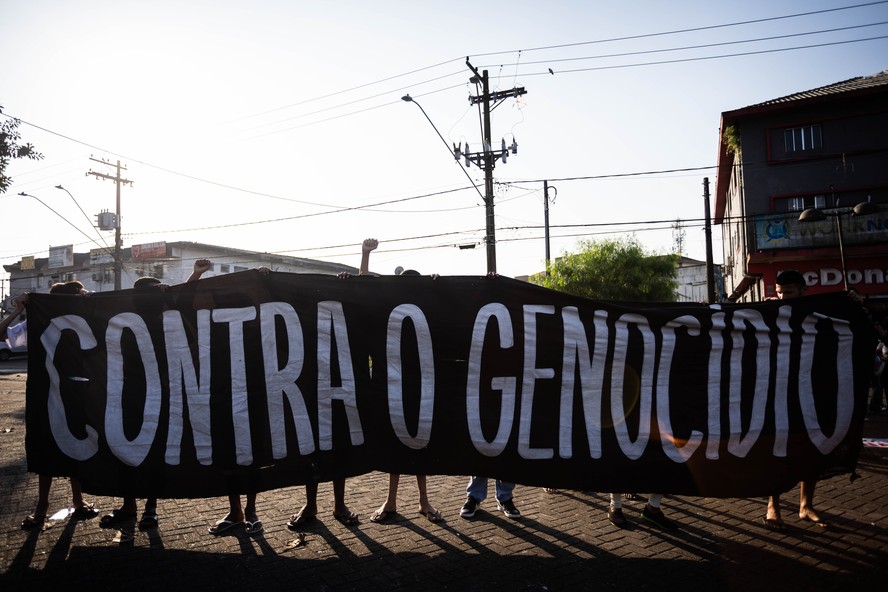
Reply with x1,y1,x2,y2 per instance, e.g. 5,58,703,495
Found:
138,513,159,531
419,509,443,523
245,520,264,535
208,518,244,535
99,509,137,528
287,512,316,530
370,509,394,523
73,503,99,519
333,511,359,526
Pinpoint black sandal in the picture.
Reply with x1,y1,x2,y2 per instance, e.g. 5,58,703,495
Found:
73,503,99,519
99,509,137,528
138,512,159,531
22,514,46,530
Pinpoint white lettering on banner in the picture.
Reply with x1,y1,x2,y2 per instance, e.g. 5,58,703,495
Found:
772,306,792,457
316,301,364,451
518,305,556,460
611,314,655,460
213,307,257,465
106,313,162,467
558,308,607,460
260,302,315,459
164,309,213,465
466,303,516,457
706,310,726,459
726,309,769,458
798,313,854,453
386,304,435,449
657,315,703,463
37,298,858,469
40,315,100,461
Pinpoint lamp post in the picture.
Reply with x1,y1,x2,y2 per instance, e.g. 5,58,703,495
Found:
798,200,879,291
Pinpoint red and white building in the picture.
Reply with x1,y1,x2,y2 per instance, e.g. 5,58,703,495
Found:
714,71,888,302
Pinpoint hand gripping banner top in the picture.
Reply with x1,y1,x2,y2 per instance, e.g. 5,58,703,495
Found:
23,271,873,498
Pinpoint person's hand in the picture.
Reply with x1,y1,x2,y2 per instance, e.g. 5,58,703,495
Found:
362,238,379,254
486,271,498,278
338,272,353,279
12,293,29,310
256,266,271,276
193,259,211,275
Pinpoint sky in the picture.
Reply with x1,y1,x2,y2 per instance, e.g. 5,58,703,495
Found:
2,0,887,293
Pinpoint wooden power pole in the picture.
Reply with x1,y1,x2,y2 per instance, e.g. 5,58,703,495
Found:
88,158,133,290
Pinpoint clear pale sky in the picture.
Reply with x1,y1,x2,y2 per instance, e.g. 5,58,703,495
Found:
2,0,887,290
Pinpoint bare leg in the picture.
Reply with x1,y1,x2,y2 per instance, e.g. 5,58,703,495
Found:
34,474,53,517
766,494,781,521
333,478,351,516
296,482,319,518
765,493,784,529
799,479,825,524
375,474,400,515
221,493,245,522
415,475,440,517
244,492,258,523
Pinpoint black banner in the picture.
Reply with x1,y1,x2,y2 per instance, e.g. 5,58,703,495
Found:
24,272,872,498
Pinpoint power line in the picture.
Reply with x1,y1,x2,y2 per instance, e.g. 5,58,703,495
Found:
470,1,888,57
233,2,888,127
488,21,888,70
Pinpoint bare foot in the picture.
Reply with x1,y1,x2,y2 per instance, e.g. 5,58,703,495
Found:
799,507,828,526
418,504,442,523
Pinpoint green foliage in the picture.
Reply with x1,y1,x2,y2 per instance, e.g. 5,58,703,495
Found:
722,124,741,156
533,237,678,302
0,106,44,194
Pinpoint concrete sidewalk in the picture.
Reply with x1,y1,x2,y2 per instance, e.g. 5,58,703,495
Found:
1,372,886,591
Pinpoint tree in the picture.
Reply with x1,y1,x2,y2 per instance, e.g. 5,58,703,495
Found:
533,237,678,302
1,106,43,194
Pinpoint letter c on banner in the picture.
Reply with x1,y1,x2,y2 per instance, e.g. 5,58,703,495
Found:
466,303,516,457
387,304,435,449
40,315,99,461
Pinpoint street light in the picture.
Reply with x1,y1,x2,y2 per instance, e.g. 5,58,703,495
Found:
798,199,879,291
17,191,99,245
401,94,490,265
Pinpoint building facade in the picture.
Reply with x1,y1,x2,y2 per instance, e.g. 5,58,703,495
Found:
714,71,888,302
2,241,359,309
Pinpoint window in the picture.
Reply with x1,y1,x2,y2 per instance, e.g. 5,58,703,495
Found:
787,194,827,212
220,264,230,273
784,124,822,153
153,264,164,279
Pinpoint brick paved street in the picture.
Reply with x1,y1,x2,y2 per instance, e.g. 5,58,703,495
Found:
1,370,886,591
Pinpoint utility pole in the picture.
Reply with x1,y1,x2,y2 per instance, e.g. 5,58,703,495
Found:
460,59,526,274
703,177,716,303
543,181,557,275
88,158,133,290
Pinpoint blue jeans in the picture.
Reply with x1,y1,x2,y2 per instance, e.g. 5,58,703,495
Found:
466,476,514,503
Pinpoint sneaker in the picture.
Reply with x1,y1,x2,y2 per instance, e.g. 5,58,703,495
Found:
496,499,521,519
640,504,678,530
460,496,480,519
607,506,627,528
